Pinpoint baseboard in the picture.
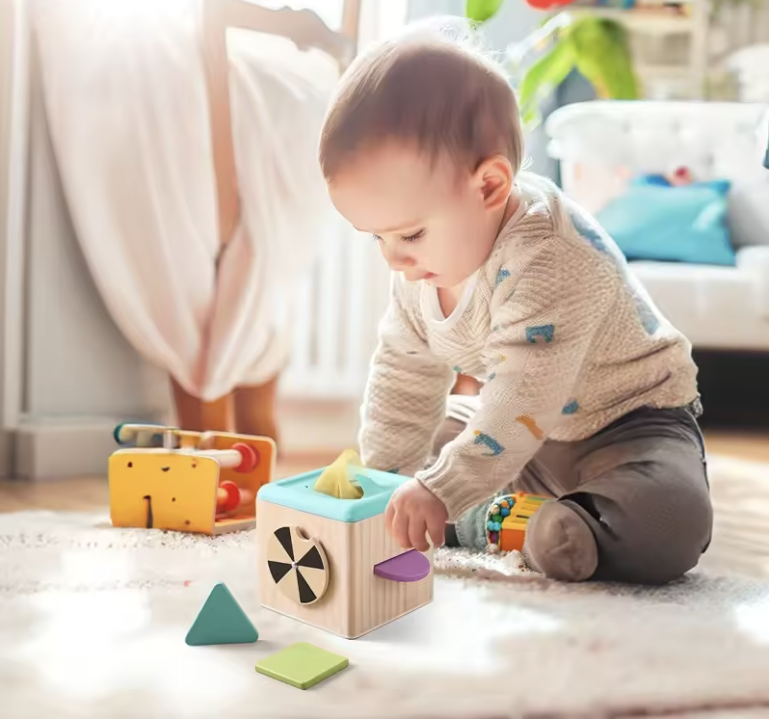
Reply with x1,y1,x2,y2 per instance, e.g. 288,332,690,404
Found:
0,429,13,479
13,416,160,480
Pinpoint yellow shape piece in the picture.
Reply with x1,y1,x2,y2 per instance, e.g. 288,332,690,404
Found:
109,449,220,534
313,450,365,499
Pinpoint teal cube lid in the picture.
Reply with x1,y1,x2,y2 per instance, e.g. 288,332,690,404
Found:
257,468,410,523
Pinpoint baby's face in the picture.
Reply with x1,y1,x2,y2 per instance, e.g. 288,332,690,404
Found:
328,142,497,289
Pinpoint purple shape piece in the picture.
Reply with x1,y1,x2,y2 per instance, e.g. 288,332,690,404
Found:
373,550,431,582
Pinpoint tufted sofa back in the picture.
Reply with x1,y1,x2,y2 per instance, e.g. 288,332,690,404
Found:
545,101,769,249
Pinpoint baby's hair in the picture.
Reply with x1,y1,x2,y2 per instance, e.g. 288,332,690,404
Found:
319,17,523,180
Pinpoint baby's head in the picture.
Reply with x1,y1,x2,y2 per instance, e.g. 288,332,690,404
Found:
319,21,522,288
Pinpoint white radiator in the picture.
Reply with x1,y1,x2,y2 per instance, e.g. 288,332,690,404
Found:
280,220,389,400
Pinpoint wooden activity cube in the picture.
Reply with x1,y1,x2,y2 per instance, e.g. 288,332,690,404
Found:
256,469,433,639
109,424,275,535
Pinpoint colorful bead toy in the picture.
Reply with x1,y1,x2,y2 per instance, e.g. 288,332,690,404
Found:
487,492,551,552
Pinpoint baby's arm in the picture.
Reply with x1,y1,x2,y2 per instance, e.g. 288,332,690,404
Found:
416,236,617,522
360,276,455,476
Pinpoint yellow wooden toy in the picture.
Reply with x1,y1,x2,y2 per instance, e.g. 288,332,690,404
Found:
109,423,275,535
256,458,433,639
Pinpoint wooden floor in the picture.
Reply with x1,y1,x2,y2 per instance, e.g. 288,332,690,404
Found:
702,429,769,463
0,430,767,514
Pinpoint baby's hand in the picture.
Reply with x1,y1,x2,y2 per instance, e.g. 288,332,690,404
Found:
385,479,447,552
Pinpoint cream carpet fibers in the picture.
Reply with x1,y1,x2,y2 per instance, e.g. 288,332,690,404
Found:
0,455,768,718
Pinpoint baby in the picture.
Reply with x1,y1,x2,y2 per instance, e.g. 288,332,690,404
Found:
318,22,713,584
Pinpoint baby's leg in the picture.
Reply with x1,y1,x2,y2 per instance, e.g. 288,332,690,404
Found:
523,406,713,584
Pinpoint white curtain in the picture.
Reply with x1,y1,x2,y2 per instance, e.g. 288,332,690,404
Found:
30,0,340,401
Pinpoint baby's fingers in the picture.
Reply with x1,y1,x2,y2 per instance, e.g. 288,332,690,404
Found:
391,507,411,550
409,516,430,552
427,515,445,549
385,499,396,534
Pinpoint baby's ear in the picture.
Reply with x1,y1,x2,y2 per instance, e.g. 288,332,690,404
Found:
476,155,513,210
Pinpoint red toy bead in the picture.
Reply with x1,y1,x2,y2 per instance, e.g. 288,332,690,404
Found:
232,442,258,473
217,480,241,512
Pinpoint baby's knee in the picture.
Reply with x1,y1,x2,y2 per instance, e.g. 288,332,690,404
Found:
647,496,713,583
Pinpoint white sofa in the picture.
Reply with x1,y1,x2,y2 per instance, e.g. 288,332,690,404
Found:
545,101,769,352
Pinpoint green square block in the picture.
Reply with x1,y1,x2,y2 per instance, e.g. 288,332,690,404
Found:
255,642,349,690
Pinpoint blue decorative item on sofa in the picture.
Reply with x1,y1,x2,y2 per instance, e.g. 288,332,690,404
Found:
596,178,737,266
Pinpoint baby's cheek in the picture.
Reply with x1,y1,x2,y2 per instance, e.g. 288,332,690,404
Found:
450,243,481,274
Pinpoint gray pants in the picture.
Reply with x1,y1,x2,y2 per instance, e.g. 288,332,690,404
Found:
439,405,713,585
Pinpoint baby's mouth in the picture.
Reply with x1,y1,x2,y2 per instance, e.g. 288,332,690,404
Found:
403,270,436,282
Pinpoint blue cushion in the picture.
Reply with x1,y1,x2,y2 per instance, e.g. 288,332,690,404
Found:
634,173,673,187
595,179,737,266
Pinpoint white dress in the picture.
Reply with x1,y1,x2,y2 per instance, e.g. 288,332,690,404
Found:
31,0,339,400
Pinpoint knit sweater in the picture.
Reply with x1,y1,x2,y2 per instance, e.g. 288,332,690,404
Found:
359,173,700,521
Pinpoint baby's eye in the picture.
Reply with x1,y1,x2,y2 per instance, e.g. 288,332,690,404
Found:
371,234,383,243
401,229,425,243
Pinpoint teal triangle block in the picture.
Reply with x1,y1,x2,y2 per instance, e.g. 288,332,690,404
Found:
185,583,259,646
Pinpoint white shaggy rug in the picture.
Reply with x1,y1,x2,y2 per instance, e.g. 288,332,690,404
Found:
0,504,768,719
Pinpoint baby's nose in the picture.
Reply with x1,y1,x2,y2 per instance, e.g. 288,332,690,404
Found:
389,260,416,272
384,246,416,270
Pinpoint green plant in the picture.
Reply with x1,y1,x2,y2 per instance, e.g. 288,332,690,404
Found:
519,16,639,125
465,1,640,128
466,0,506,24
